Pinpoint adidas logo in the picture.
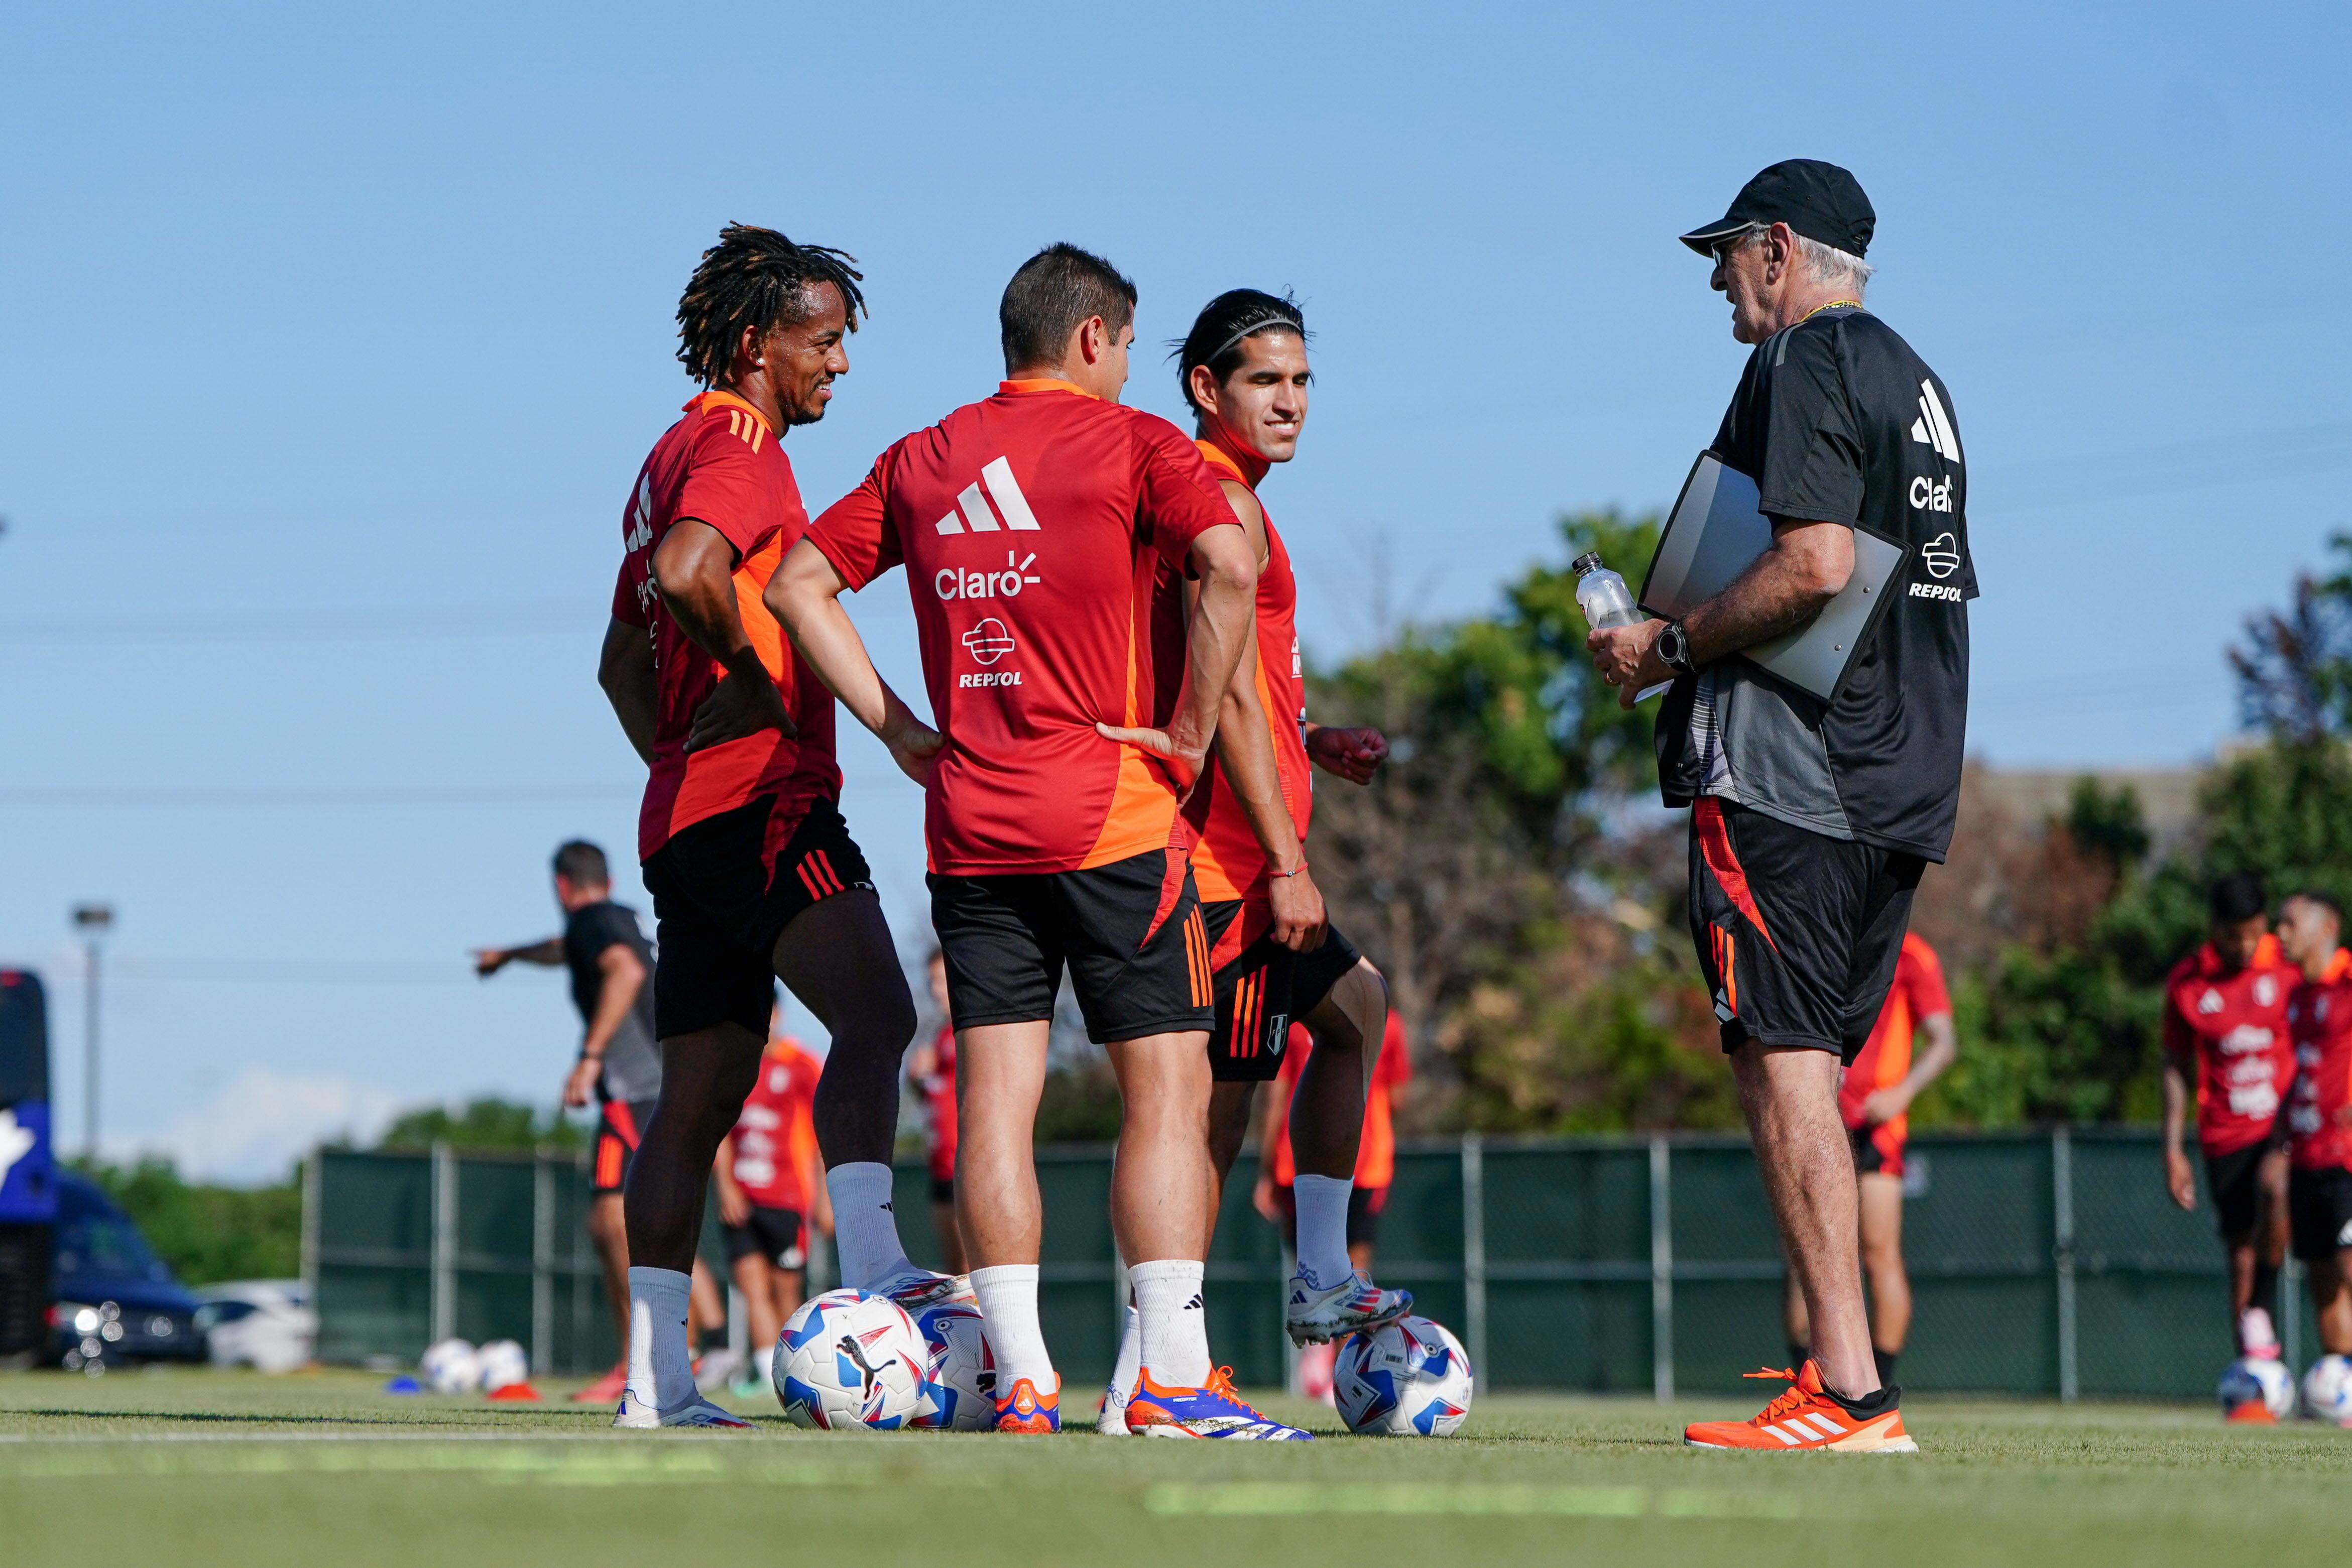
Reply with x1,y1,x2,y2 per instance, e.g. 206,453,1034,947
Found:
1184,1294,1204,1311
934,456,1042,535
2199,989,2224,1015
1909,380,1962,464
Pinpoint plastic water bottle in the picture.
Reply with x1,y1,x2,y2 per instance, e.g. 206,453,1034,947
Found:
1573,552,1643,631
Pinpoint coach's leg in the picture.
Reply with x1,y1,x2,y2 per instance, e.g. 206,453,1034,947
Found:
773,890,925,1290
1734,1042,1878,1397
1108,1028,1215,1388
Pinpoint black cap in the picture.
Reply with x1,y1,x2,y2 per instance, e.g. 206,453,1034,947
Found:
1679,159,1875,259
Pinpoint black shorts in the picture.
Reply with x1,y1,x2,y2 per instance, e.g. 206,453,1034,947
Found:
1688,798,1925,1062
2207,1140,2277,1240
929,848,1213,1045
1274,1182,1388,1248
642,794,873,1040
722,1204,806,1270
1198,902,1364,1082
592,1099,657,1194
1850,1121,1906,1179
2290,1166,2352,1261
929,1175,955,1205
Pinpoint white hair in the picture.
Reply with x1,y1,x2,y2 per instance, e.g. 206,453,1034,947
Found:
1733,226,1874,295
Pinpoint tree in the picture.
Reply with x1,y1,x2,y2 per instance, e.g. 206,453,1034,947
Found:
2230,533,2352,741
78,1158,302,1286
371,1097,585,1154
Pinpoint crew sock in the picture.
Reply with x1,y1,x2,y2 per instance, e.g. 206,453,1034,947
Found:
1872,1347,1900,1386
625,1266,697,1411
1789,1343,1812,1376
1292,1175,1356,1290
1107,1300,1142,1404
827,1162,915,1290
970,1264,1054,1392
1131,1259,1212,1388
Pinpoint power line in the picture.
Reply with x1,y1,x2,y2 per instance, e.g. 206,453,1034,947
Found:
0,784,636,808
0,604,589,640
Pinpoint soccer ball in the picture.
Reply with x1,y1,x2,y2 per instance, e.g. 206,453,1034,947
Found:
774,1288,926,1431
2218,1355,2295,1420
1333,1316,1474,1435
908,1302,998,1430
2303,1355,2352,1423
419,1337,479,1394
475,1338,529,1393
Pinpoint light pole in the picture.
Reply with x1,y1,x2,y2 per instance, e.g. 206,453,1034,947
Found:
71,903,113,1161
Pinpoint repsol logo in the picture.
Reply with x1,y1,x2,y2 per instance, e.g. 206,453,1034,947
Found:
959,671,1023,688
1909,582,1962,601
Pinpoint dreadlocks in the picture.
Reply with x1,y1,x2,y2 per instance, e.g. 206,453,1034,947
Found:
675,223,867,387
1172,289,1308,415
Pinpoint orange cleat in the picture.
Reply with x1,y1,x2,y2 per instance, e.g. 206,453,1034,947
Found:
570,1363,628,1404
993,1376,1062,1433
1683,1361,1917,1453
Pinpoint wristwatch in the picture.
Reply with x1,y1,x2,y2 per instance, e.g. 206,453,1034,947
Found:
1655,620,1695,676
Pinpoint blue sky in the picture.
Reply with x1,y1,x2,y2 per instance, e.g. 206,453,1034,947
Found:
2,1,2344,1178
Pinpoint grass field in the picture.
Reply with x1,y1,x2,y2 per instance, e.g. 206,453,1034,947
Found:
3,1368,2346,1565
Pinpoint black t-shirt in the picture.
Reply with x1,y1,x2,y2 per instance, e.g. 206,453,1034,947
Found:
1655,306,1975,862
561,899,662,1103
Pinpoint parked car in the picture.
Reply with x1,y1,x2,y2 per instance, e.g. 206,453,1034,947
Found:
48,1169,203,1371
194,1279,314,1373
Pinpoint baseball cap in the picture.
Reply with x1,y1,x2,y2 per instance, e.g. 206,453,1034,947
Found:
1679,159,1876,259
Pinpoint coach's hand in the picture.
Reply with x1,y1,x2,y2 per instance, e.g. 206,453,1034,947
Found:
1308,725,1388,785
1095,721,1204,793
687,669,795,752
472,947,510,978
882,713,945,787
1269,863,1329,953
2165,1145,2197,1211
1587,620,1672,710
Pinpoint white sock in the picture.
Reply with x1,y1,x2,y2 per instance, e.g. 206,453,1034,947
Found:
1131,1259,1210,1388
1293,1174,1355,1290
1107,1301,1141,1404
625,1266,697,1410
753,1341,775,1388
970,1264,1054,1392
827,1162,915,1289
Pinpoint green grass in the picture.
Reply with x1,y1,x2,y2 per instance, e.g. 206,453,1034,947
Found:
2,1369,2346,1565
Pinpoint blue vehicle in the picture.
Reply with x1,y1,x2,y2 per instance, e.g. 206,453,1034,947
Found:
0,970,56,1361
48,1169,205,1370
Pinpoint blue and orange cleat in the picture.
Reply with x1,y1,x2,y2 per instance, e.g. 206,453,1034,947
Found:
1125,1367,1315,1439
993,1375,1062,1433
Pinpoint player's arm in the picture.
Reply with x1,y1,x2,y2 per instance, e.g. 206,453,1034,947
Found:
597,617,658,766
472,938,562,976
562,943,646,1109
1585,519,1854,710
2160,1002,2198,1211
711,1141,750,1227
1096,523,1259,789
652,518,795,751
1863,1010,1957,1126
1303,720,1389,785
766,538,942,786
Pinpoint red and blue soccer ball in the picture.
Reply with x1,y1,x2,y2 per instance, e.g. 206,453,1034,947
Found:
908,1302,998,1430
774,1288,927,1431
1333,1315,1474,1436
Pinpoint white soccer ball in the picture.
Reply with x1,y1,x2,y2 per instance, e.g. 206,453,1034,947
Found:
2219,1355,2296,1420
774,1288,927,1431
908,1302,998,1430
475,1338,529,1393
1333,1315,1474,1436
2303,1354,2352,1423
419,1337,479,1395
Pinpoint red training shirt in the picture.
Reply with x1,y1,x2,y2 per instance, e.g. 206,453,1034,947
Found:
613,390,841,863
724,1037,821,1212
2287,947,2352,1172
807,381,1237,875
1839,933,1951,1141
1269,1014,1412,1188
2163,935,2296,1156
1184,442,1313,950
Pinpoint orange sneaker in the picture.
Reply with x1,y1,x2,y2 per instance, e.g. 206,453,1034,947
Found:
993,1376,1062,1433
570,1362,627,1404
1683,1361,1917,1453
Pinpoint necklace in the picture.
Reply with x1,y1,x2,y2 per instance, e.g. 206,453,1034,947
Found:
1798,298,1863,324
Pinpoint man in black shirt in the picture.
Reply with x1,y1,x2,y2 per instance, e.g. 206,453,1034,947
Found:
1591,159,1972,1453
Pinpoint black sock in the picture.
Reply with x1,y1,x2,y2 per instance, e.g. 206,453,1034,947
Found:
2251,1262,2282,1329
1873,1347,1900,1386
1789,1343,1811,1374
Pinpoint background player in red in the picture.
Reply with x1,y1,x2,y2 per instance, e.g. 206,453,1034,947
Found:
2161,872,2296,1360
906,949,966,1274
712,1018,832,1396
2276,892,2352,1385
771,244,1287,1436
1784,931,1956,1385
598,225,942,1429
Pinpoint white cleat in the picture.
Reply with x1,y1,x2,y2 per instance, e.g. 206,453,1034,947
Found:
1284,1270,1412,1347
873,1265,976,1312
612,1390,752,1429
693,1346,746,1395
1097,1384,1133,1435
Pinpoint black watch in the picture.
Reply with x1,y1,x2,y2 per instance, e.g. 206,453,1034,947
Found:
1655,620,1695,675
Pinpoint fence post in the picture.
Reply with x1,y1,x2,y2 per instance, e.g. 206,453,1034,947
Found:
2052,1125,2077,1404
1461,1135,1487,1386
300,1146,321,1315
431,1141,456,1346
531,1155,553,1376
1650,1137,1674,1403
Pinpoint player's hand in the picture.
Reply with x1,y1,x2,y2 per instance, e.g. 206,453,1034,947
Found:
561,1057,600,1110
716,1183,750,1228
1587,620,1670,711
1253,1173,1282,1225
686,670,795,753
882,715,946,787
2165,1146,2197,1211
1095,721,1203,792
472,947,509,978
1269,865,1328,952
1860,1086,1910,1127
1308,726,1388,785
